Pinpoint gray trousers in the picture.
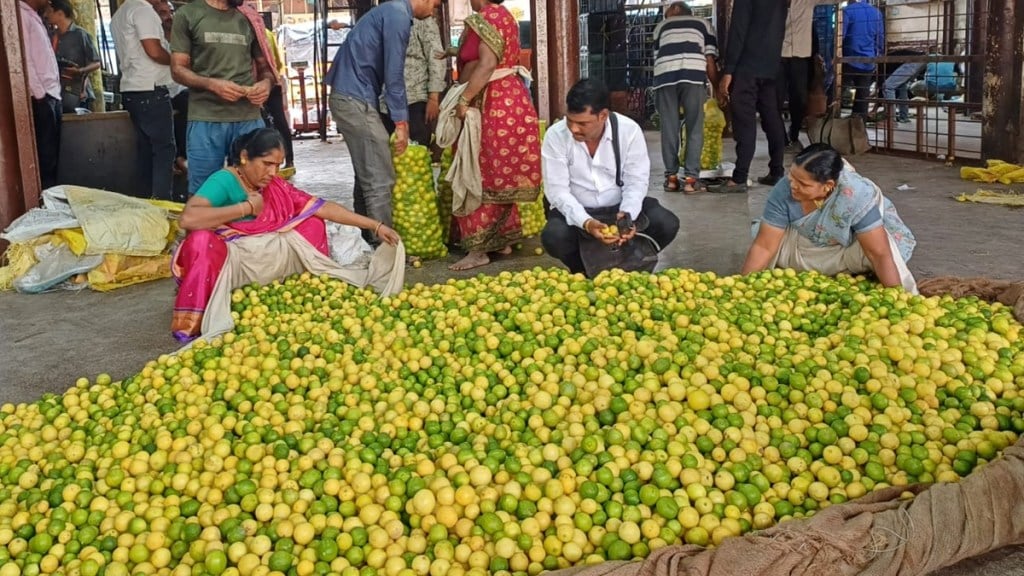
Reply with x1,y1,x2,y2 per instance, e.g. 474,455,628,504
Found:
329,93,396,244
655,82,706,178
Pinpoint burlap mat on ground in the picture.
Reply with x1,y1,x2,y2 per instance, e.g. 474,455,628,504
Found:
917,277,1024,323
547,437,1024,576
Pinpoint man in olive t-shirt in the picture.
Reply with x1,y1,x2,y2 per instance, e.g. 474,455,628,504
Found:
170,0,274,194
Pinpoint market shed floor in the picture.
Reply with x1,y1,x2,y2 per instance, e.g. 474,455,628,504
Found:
1,130,1022,576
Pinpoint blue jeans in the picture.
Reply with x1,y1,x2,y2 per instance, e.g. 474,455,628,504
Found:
186,119,266,195
883,63,925,120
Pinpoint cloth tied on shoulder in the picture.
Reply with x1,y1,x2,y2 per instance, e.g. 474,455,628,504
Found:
435,66,532,217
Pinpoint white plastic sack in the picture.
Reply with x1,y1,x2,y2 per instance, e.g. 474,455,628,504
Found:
327,222,374,267
13,243,104,294
63,186,169,256
1,209,80,243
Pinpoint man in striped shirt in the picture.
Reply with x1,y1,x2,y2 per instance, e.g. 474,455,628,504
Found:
652,2,718,194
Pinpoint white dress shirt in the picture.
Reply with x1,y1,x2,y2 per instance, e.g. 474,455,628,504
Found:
111,0,169,91
542,112,651,229
781,0,833,59
20,1,62,100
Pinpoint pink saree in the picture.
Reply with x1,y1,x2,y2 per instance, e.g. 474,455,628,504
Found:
171,176,327,341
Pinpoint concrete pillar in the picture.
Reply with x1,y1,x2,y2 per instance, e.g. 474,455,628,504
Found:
542,0,578,121
981,0,1024,162
71,0,105,112
530,0,550,120
0,0,43,254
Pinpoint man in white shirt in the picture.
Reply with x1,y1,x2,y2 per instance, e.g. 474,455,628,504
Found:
541,79,679,275
112,0,177,201
20,0,63,189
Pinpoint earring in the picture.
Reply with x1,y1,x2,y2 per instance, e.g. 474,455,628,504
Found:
240,159,247,166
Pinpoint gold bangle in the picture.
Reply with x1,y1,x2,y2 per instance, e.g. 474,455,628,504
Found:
245,199,255,215
373,221,383,236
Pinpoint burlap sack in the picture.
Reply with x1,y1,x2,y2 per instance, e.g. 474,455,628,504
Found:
546,437,1024,576
918,277,1024,323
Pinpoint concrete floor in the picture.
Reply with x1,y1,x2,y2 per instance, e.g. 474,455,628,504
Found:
3,131,1022,399
1,130,1023,573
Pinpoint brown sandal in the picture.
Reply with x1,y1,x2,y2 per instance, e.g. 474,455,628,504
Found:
683,177,701,194
663,175,680,192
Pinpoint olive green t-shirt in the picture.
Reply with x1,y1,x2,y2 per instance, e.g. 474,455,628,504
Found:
170,0,261,122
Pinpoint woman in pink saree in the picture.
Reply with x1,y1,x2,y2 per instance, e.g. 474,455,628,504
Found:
172,128,400,342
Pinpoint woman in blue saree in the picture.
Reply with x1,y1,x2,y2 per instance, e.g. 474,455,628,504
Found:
742,143,917,292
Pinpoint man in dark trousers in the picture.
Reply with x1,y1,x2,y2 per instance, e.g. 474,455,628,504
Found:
20,0,63,190
709,0,788,194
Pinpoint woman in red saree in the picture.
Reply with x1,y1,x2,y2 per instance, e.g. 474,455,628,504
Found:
172,128,400,342
449,0,542,271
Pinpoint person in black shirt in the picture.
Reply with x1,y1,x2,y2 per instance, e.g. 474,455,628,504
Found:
709,0,788,194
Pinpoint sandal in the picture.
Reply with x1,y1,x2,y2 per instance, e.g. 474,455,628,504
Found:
683,177,700,194
663,175,680,192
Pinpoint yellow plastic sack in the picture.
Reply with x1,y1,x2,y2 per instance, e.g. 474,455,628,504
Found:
52,228,88,256
679,99,727,171
0,240,43,291
63,186,170,256
87,253,172,291
960,160,1024,184
956,189,1024,206
519,119,548,238
392,144,448,259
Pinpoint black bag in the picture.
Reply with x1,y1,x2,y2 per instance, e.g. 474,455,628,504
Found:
577,114,660,278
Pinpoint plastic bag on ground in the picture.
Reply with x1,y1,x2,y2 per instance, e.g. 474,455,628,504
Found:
14,241,104,294
679,99,726,171
63,185,170,256
0,208,79,243
392,144,448,259
87,254,172,292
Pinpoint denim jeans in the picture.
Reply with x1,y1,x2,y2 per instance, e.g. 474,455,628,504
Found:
882,63,925,121
122,88,176,200
186,118,266,195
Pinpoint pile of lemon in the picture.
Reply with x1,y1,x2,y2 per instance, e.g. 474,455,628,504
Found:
0,268,1021,576
392,145,448,259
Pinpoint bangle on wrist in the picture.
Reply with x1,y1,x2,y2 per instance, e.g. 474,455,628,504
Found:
458,95,470,107
244,199,255,215
373,221,384,236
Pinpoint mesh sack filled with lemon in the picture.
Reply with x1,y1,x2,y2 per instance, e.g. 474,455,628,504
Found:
392,143,448,259
436,147,455,244
679,99,727,171
519,119,548,237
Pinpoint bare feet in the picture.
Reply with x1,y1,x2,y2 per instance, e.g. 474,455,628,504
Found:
495,246,513,256
449,251,490,271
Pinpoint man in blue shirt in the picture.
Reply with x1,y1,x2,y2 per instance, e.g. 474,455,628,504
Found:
324,0,440,246
842,0,884,117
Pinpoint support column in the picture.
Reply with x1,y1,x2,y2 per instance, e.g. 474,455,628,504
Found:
966,0,986,111
543,0,578,121
0,0,42,254
530,0,550,120
981,0,1024,162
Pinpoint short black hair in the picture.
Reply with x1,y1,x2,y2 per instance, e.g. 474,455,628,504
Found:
50,0,75,19
229,128,285,166
566,78,610,115
793,143,844,183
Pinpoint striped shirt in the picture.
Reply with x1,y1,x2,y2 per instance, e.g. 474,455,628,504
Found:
652,16,718,89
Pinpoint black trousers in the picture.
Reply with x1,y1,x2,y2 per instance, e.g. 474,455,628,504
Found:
122,88,176,201
729,75,786,184
172,90,188,160
777,57,811,143
381,101,431,146
264,85,294,165
541,197,680,275
31,96,62,190
844,64,874,116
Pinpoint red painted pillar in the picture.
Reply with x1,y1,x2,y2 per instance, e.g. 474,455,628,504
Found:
0,0,42,254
